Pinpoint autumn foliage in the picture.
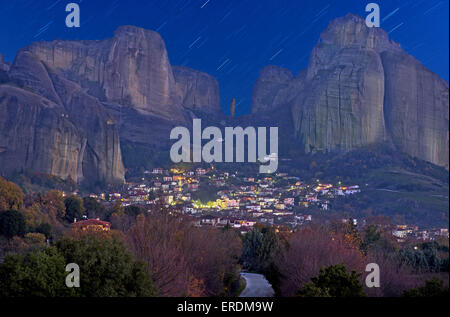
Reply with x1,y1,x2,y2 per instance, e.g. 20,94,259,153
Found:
126,212,242,297
274,225,365,296
0,176,24,211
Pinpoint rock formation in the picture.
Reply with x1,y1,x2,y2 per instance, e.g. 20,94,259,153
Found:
381,50,449,169
173,65,221,114
251,14,449,169
251,65,295,114
0,53,10,72
0,15,448,186
0,85,84,182
24,26,185,121
0,52,126,184
1,42,127,184
230,98,236,117
0,25,222,182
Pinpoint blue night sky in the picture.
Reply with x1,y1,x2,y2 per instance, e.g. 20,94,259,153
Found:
0,0,448,116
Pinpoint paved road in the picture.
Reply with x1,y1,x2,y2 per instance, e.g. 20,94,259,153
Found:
239,273,275,297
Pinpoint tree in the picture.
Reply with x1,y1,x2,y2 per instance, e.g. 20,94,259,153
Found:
0,176,24,211
125,205,143,218
297,264,366,297
403,278,449,297
296,282,331,297
127,213,192,296
24,232,46,246
330,218,361,250
240,227,283,295
241,229,264,270
21,191,65,233
43,190,66,220
0,247,74,297
35,222,52,239
361,224,381,254
56,234,157,297
127,210,242,297
0,233,157,297
83,197,106,219
109,202,134,232
0,210,26,238
398,242,444,273
241,227,281,273
275,226,365,296
64,196,85,222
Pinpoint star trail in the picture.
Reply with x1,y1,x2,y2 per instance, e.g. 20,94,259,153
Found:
0,0,448,115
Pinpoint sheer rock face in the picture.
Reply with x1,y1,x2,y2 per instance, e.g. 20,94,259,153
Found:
0,85,84,182
0,25,224,181
1,47,125,184
25,25,186,121
381,50,449,169
293,45,387,153
306,14,402,80
9,51,62,104
251,14,449,169
251,65,297,114
48,72,125,184
0,54,9,72
173,65,221,114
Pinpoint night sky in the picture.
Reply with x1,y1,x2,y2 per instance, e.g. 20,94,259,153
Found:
0,0,448,115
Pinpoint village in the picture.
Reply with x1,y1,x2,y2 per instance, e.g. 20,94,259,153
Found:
85,165,448,242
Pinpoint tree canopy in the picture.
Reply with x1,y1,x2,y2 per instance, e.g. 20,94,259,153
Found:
403,278,449,297
0,176,24,211
0,210,26,238
241,227,281,273
56,235,157,296
64,196,85,223
0,234,157,297
0,247,73,297
83,197,107,219
297,264,366,297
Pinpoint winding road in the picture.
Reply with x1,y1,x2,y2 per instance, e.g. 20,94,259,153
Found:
239,272,275,297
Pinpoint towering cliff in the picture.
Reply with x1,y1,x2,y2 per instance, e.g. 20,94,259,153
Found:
1,16,447,184
251,65,296,114
0,25,222,181
251,14,449,169
24,26,186,121
0,53,9,72
381,50,449,169
0,85,84,182
0,48,125,184
173,65,221,114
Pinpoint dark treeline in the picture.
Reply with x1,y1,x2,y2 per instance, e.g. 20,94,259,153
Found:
0,176,242,297
240,218,449,297
0,176,448,297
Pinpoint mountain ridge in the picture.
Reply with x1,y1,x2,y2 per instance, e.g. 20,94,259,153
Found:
0,13,448,186
251,13,449,170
